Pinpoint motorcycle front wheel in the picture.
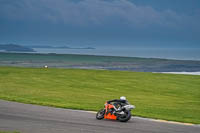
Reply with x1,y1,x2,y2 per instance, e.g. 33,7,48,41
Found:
96,109,105,120
117,110,131,122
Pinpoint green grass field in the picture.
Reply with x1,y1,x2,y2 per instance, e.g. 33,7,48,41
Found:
0,67,200,124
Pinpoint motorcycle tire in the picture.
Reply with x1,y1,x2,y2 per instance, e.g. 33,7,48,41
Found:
117,110,131,122
96,109,105,120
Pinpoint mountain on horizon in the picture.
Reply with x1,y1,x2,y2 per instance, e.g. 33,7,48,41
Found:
0,44,35,52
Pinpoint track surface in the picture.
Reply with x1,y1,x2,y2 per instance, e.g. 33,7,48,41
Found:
0,100,199,133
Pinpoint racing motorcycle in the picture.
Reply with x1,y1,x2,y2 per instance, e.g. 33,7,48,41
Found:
96,101,135,122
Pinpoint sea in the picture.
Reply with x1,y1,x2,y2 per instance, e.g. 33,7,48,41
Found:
32,47,200,75
33,47,200,61
158,72,200,75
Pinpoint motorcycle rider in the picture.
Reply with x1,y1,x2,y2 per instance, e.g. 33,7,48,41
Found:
106,96,129,114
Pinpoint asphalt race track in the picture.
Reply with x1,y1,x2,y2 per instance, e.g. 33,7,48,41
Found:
0,100,199,133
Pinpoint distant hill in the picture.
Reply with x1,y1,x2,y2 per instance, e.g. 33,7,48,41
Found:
29,45,95,49
0,44,35,52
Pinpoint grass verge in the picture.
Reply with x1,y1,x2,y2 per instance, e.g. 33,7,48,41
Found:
0,67,200,124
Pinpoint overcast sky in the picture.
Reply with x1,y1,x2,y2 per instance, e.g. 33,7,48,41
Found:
0,0,199,48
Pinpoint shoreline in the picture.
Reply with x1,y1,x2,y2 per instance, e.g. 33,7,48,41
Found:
1,51,200,62
154,72,200,75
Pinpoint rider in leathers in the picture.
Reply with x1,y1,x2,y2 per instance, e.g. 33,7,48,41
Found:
107,96,129,114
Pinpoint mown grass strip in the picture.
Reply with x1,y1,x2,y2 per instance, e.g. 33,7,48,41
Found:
0,67,199,124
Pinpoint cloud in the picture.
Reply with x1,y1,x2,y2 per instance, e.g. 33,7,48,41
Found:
0,0,197,29
0,0,199,45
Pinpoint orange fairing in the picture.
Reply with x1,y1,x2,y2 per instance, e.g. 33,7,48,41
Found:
104,103,117,120
104,113,117,120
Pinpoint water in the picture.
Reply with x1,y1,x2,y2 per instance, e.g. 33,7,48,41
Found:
157,72,200,75
33,47,200,61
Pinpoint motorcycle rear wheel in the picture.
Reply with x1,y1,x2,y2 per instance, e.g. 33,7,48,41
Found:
96,109,105,120
117,110,131,122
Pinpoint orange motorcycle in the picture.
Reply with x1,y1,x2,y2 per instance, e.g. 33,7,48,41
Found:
96,102,135,122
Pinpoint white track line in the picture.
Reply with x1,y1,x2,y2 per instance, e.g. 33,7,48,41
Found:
82,110,199,127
